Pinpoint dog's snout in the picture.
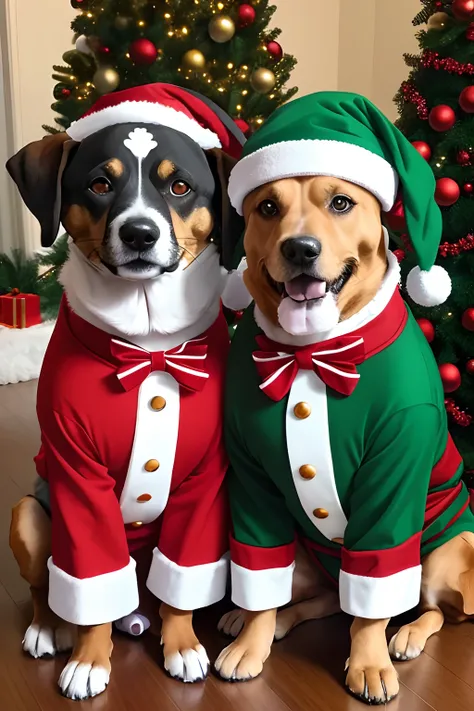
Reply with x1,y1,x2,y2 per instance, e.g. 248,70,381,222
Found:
119,219,160,252
281,236,321,267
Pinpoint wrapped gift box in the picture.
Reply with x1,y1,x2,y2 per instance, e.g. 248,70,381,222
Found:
0,291,42,328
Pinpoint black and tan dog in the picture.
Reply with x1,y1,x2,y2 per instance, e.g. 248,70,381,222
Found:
7,84,245,700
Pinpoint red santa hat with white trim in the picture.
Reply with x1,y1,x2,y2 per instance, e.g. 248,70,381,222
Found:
66,82,244,160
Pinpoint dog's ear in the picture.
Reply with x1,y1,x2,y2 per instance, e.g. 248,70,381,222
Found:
6,133,77,247
205,148,245,272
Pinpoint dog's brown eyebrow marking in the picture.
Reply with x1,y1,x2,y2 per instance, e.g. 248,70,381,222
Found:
252,184,284,206
157,159,176,180
105,159,124,178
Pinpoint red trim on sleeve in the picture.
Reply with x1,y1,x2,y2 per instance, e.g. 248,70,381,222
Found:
341,531,422,578
424,482,463,529
429,434,463,489
230,536,296,571
423,497,470,547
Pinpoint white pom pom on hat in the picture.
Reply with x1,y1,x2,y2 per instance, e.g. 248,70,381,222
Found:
406,265,452,307
221,258,253,311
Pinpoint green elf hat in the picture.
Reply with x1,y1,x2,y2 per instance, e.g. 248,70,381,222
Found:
228,91,451,307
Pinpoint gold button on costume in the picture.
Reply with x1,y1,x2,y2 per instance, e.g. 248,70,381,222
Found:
332,537,344,545
150,396,166,411
144,459,160,472
299,464,316,480
294,402,311,419
313,508,329,519
137,493,152,502
131,521,143,528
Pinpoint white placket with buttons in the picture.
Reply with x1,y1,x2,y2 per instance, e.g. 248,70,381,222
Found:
286,370,348,542
120,371,180,526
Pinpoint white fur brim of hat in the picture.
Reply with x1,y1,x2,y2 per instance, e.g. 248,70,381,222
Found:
228,139,399,215
67,100,222,150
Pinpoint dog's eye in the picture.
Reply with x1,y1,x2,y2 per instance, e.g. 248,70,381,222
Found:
170,180,192,197
330,195,355,214
89,178,112,195
258,200,279,218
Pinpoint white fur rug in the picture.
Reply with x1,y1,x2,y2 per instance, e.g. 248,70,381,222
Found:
0,321,55,385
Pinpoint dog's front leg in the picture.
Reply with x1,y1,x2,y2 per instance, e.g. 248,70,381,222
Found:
160,603,210,682
215,609,277,681
345,617,399,705
59,622,113,700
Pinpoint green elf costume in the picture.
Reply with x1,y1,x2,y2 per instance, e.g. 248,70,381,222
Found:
224,91,474,620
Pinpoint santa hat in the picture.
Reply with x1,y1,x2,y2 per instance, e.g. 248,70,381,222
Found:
67,82,244,160
228,91,451,307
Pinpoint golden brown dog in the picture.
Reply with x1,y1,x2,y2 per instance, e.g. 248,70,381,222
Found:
215,175,474,704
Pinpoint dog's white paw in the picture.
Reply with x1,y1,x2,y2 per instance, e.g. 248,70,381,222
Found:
115,612,151,637
22,623,74,658
58,661,110,700
218,609,246,638
389,628,423,662
164,645,210,683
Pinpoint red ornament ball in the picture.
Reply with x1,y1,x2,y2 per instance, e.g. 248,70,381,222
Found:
467,22,474,39
238,4,256,27
411,141,431,161
234,118,250,136
439,363,462,393
384,197,405,232
435,177,461,206
429,104,456,131
452,0,474,21
61,88,71,97
462,307,474,330
459,86,474,113
129,38,158,65
464,182,474,194
267,40,283,60
457,149,472,165
417,318,436,343
467,359,474,374
393,248,406,263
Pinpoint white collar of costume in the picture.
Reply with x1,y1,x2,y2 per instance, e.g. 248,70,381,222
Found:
60,240,227,351
255,246,401,348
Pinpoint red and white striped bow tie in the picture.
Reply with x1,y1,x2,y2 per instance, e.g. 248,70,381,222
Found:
110,337,209,392
253,334,366,401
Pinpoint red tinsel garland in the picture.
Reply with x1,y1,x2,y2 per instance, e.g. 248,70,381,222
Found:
399,233,474,257
439,234,474,256
400,82,429,119
422,50,474,76
445,398,473,427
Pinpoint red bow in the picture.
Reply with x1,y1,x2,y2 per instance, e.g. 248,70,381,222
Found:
253,334,366,401
110,336,209,392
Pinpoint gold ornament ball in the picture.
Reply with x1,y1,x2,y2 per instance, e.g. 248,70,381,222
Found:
427,12,450,29
208,15,236,43
182,49,206,70
250,68,276,94
114,15,132,30
93,67,120,95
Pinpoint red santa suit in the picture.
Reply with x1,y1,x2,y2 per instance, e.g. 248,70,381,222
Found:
35,296,230,626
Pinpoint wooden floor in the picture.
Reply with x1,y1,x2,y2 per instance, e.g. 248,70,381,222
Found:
1,381,474,710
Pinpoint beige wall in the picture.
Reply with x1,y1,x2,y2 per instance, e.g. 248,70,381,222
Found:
1,0,420,252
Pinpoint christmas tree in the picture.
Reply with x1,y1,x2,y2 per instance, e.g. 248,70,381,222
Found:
45,0,297,137
391,0,474,470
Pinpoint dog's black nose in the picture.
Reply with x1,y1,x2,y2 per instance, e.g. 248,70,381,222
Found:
281,236,321,267
119,219,159,252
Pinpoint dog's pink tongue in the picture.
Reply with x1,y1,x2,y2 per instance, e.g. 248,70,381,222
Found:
285,276,326,302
